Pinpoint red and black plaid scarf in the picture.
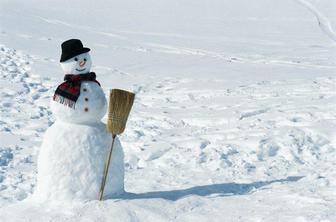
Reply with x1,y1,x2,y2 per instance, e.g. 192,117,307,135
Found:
53,72,101,108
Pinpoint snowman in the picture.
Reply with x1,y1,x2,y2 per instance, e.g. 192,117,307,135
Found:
34,39,124,202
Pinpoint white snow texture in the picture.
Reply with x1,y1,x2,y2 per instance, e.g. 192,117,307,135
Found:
0,0,335,221
35,121,124,201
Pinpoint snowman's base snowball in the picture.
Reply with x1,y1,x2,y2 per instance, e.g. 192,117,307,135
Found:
34,121,124,202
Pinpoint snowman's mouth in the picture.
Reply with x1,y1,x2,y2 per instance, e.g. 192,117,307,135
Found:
76,68,86,72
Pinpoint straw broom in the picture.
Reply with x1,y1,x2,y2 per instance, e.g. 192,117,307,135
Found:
99,89,135,200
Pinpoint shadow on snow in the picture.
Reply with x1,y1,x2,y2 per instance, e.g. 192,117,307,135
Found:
112,176,303,201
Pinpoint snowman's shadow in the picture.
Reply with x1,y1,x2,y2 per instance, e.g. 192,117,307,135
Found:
111,176,303,201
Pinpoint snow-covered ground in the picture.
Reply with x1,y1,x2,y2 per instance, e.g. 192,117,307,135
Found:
0,0,335,221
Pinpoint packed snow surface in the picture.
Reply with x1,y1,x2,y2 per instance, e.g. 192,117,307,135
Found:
0,0,335,221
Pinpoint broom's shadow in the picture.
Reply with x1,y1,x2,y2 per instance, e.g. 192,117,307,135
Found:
110,176,303,201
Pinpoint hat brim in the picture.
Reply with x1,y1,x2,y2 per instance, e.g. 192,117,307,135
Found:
60,47,90,62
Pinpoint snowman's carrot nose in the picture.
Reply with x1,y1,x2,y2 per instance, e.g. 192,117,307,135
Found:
79,60,86,67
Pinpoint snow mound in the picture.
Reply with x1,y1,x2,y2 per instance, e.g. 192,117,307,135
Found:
34,121,124,202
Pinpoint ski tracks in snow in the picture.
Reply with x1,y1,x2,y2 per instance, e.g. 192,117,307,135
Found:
296,0,336,42
0,45,54,206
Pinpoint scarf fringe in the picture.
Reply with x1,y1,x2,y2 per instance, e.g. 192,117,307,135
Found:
53,94,76,109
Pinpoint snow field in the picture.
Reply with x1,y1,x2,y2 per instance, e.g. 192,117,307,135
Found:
0,46,54,206
0,0,336,220
124,76,336,189
0,44,335,221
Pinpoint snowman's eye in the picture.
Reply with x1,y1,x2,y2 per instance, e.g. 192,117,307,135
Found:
84,58,87,62
74,57,78,61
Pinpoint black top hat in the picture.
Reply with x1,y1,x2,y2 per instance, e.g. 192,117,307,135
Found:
60,39,90,62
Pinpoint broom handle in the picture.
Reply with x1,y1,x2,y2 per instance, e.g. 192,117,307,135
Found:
99,134,116,200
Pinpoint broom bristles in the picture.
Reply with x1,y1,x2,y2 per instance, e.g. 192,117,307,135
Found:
107,89,135,135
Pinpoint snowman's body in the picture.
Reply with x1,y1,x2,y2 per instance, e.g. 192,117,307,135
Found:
51,81,107,124
34,48,124,202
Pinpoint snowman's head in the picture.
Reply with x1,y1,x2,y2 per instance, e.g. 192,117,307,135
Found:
60,52,92,75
